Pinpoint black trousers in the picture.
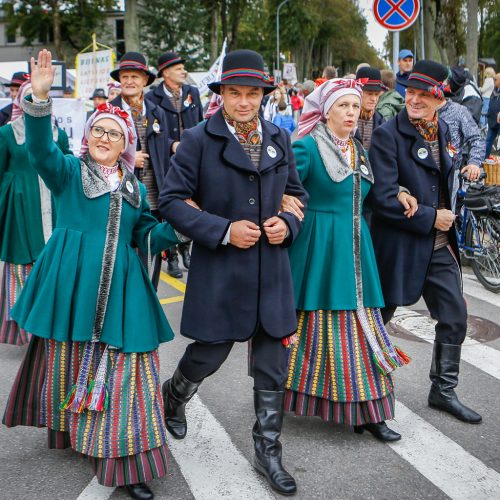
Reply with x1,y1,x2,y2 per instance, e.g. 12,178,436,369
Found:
137,209,162,291
382,246,467,345
178,326,288,391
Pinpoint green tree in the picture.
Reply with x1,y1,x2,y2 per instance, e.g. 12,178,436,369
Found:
3,1,117,61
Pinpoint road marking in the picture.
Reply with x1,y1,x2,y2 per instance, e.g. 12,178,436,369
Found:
389,402,500,500
168,394,275,500
76,477,114,500
392,308,500,380
160,295,185,305
160,271,186,293
462,274,500,308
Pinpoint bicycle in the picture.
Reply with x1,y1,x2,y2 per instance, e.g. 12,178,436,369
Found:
456,173,500,293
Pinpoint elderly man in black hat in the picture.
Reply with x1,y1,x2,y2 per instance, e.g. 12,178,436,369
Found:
86,88,108,120
368,60,482,425
110,52,173,290
158,49,307,496
354,66,386,151
146,52,204,277
0,72,29,126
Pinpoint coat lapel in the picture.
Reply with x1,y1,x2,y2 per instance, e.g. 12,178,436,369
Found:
154,84,177,114
397,109,439,172
206,110,258,174
437,119,454,180
260,120,285,174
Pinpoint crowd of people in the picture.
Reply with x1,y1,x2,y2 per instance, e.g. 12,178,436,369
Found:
0,44,495,499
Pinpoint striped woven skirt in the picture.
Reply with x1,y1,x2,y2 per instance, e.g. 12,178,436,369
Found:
3,337,169,487
0,262,32,345
284,309,402,425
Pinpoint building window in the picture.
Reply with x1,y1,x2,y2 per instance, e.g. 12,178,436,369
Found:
116,19,124,40
6,31,16,44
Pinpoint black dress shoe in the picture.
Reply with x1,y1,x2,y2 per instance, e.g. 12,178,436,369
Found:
178,242,191,269
167,256,183,278
124,483,154,500
354,422,401,442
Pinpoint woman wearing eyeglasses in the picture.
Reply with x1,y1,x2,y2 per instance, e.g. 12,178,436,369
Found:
3,50,181,500
0,79,72,346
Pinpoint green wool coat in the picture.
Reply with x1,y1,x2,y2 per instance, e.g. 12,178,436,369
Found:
0,122,72,264
289,135,385,311
11,100,178,353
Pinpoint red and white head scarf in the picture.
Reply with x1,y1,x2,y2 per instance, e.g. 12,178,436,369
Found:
80,102,136,173
297,78,367,138
10,78,32,122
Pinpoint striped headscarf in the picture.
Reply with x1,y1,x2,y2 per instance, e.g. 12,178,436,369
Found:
297,78,367,138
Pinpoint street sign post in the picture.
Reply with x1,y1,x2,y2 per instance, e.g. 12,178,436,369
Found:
372,0,421,73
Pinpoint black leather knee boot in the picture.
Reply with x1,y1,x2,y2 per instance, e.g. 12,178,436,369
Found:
428,342,482,424
252,389,297,496
162,367,202,439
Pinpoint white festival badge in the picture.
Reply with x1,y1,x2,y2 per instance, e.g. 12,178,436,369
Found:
360,164,369,175
267,145,277,158
126,180,134,193
418,147,428,159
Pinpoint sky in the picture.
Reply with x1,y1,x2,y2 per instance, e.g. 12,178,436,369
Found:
358,0,388,53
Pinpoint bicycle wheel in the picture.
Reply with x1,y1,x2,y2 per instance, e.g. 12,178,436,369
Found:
466,213,500,292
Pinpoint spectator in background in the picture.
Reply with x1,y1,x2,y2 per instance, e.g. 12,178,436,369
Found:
264,87,287,122
485,73,500,158
480,67,495,127
302,80,315,97
448,67,483,125
376,69,405,120
395,49,414,97
355,62,370,73
63,86,74,98
0,72,29,126
87,88,108,119
322,65,337,80
290,88,303,123
107,81,121,102
273,100,296,134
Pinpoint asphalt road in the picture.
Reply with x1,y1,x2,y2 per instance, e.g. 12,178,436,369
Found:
0,264,499,500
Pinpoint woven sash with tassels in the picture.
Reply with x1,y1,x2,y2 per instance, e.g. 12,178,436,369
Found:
60,191,122,413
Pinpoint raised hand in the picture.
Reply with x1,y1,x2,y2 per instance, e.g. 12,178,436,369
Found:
30,49,56,100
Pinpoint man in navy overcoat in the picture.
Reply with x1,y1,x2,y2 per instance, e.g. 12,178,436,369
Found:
368,60,482,425
158,50,307,496
109,52,173,289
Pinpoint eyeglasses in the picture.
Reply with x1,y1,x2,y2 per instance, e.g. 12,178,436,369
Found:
90,126,124,142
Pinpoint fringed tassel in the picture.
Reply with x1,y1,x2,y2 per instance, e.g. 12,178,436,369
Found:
60,341,94,413
372,351,394,375
282,333,298,348
395,346,411,366
86,346,110,412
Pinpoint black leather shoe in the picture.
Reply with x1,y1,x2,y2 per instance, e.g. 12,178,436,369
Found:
162,368,201,439
178,242,191,269
354,422,401,442
124,483,154,500
428,342,482,424
253,389,297,496
167,255,183,278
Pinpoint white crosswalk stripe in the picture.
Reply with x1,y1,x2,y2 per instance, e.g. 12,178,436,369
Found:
392,308,500,380
463,273,500,307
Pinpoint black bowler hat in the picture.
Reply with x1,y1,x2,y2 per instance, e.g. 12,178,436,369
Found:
90,88,107,99
397,60,449,96
157,52,185,77
4,71,28,87
447,66,468,96
208,49,275,95
110,52,156,86
355,66,387,92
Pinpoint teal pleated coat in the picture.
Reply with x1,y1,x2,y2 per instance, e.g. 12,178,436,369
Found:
289,135,385,311
0,122,71,264
11,101,178,353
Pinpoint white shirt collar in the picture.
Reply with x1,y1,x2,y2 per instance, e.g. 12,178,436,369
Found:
163,83,183,99
121,98,146,117
225,117,263,140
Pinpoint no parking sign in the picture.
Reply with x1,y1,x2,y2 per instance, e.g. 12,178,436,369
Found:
373,0,420,31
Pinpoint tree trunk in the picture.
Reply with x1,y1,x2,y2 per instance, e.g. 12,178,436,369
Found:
125,0,140,52
210,6,219,61
221,0,228,43
424,0,436,61
466,0,479,78
52,1,64,60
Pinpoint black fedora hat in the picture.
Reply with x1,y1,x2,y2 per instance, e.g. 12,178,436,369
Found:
110,52,156,86
4,71,28,87
157,52,186,77
208,49,275,95
90,88,107,99
397,60,449,96
355,66,387,92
